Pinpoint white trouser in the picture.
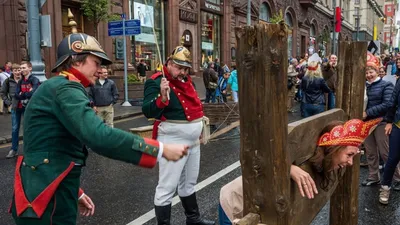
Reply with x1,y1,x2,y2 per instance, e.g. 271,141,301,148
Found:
154,121,203,206
232,91,238,103
96,105,114,128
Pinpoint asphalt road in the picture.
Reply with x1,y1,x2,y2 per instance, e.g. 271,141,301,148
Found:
1,114,400,225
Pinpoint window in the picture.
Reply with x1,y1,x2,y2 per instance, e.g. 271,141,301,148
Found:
387,6,391,12
354,7,359,16
354,18,359,28
129,0,166,70
200,12,221,69
259,3,271,22
310,24,316,37
285,13,293,57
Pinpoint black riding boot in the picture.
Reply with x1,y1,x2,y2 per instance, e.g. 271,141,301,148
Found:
180,193,215,225
154,204,171,225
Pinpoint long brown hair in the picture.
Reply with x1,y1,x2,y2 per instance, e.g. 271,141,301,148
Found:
308,120,346,191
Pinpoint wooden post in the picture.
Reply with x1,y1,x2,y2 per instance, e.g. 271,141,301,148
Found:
329,42,366,225
236,24,290,224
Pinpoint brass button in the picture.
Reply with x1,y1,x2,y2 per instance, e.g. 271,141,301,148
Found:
43,159,49,164
185,107,188,110
158,94,161,97
139,143,143,148
153,148,157,153
27,203,32,208
22,162,26,166
178,93,181,96
145,146,149,151
31,166,36,170
187,116,191,119
182,100,185,103
173,87,176,89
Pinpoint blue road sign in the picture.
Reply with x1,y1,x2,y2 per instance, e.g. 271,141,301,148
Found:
108,19,141,37
108,29,123,36
125,20,140,27
108,21,123,30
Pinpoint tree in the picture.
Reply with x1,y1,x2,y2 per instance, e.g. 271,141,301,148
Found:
81,0,111,38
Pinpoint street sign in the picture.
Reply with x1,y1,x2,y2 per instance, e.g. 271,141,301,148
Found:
108,21,123,30
108,19,141,37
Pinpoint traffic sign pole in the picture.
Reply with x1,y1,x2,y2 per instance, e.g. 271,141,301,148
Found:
121,15,132,107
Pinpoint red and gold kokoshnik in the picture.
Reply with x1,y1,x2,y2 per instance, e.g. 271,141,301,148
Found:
318,118,382,147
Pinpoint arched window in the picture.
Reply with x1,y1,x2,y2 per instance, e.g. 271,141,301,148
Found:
310,24,316,37
259,3,271,22
285,13,293,27
285,13,293,57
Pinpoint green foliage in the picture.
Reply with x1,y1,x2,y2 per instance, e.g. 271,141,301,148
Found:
108,14,121,21
128,74,142,84
269,9,284,24
317,31,330,44
81,0,110,24
81,0,115,38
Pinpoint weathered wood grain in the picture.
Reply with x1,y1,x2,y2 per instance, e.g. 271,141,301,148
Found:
288,109,347,166
203,103,240,125
237,23,290,225
329,41,366,225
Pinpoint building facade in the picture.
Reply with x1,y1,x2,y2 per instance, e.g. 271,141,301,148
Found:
382,0,397,50
0,0,366,78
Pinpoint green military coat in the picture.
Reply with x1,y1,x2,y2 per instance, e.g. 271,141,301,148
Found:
10,69,160,225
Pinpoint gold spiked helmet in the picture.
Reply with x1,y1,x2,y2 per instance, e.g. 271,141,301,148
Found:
169,46,192,68
52,9,112,72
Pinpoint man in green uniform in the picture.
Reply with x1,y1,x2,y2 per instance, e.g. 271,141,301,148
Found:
142,46,214,225
9,32,189,225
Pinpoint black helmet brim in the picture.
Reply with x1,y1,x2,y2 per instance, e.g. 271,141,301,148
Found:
51,52,112,73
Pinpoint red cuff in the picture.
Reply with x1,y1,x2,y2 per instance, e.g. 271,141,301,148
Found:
78,188,84,198
143,138,160,148
138,153,157,168
139,138,159,168
156,96,169,108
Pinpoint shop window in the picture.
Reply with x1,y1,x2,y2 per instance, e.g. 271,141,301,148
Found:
259,3,271,22
129,0,165,71
285,13,293,58
201,11,221,69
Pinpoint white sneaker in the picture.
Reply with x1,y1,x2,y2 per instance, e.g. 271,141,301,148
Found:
5,150,17,159
379,185,391,205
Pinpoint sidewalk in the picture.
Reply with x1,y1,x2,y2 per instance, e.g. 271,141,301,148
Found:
0,76,206,144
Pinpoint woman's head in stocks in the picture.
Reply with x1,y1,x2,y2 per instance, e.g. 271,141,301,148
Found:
309,118,382,190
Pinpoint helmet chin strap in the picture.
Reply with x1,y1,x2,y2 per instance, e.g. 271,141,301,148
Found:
144,0,169,99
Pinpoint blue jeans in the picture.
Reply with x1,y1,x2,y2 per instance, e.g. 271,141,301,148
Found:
327,92,336,110
11,108,24,152
205,88,216,103
383,125,400,186
218,204,232,225
301,103,325,118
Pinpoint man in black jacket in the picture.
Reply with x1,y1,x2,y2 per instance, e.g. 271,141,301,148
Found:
88,66,119,127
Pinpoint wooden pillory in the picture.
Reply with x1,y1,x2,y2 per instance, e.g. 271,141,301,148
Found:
235,23,366,225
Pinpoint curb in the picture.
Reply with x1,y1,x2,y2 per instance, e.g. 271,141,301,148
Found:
0,111,144,145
